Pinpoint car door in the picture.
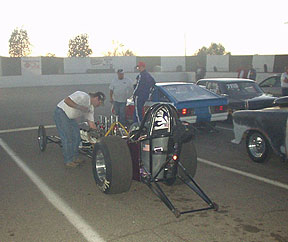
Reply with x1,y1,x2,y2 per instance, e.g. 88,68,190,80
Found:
259,76,281,96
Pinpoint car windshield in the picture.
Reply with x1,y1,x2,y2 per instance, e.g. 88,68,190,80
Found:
224,82,263,97
162,84,216,101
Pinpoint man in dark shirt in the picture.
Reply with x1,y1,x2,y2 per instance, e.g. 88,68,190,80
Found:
133,61,156,124
247,64,257,81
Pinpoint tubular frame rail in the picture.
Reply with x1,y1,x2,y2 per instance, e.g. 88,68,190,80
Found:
140,137,218,218
134,103,218,218
37,115,128,159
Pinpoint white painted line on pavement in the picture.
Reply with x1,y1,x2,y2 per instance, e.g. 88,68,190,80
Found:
0,138,104,242
0,125,56,134
198,157,288,191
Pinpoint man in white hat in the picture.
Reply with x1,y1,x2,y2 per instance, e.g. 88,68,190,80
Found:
109,69,134,125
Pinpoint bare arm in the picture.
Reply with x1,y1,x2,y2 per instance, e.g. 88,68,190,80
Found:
110,90,114,103
64,97,89,112
87,120,97,129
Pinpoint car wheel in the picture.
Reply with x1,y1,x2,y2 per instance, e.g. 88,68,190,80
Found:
38,125,47,151
92,136,132,194
246,131,271,163
178,141,198,181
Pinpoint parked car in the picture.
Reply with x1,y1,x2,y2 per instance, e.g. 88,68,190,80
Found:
126,82,228,124
258,74,281,97
232,96,288,163
196,78,276,117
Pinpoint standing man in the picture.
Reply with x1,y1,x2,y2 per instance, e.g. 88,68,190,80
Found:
195,62,206,81
54,91,105,167
247,64,257,81
109,69,134,125
281,66,288,96
133,61,156,124
237,66,247,78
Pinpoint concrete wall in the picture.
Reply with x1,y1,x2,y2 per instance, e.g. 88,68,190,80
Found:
63,56,138,74
1,54,287,77
110,56,137,73
21,57,41,76
0,54,285,88
160,57,186,72
0,70,276,88
0,72,192,88
252,55,275,73
206,55,229,72
64,58,91,74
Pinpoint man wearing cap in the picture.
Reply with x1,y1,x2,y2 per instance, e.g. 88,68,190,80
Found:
54,91,105,167
109,69,134,125
133,61,156,124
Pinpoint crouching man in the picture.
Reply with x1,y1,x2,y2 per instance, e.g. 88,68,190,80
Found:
54,91,105,167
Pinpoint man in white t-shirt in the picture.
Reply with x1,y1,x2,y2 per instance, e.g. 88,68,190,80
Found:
281,66,288,96
109,69,134,125
54,91,105,167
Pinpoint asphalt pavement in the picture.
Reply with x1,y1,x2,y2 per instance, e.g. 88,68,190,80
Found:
1,85,288,242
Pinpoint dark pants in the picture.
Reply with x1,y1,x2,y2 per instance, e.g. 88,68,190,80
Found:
54,107,81,163
282,88,288,96
113,101,126,125
133,96,146,124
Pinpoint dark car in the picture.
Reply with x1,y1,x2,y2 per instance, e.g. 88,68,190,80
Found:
126,82,228,124
258,74,281,97
232,97,288,163
196,78,276,116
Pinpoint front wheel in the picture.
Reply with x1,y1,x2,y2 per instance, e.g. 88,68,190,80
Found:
246,131,271,163
92,136,132,194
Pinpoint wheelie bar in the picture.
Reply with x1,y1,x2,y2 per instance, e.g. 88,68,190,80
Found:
144,160,218,218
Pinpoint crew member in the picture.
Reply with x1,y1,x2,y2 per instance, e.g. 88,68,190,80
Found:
109,69,134,125
54,91,105,167
133,61,156,124
281,66,288,96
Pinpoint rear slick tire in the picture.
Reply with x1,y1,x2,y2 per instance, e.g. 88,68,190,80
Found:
92,136,132,194
177,141,198,183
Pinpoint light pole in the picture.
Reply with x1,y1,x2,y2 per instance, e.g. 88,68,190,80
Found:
184,33,187,57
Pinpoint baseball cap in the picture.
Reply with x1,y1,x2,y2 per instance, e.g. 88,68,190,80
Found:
136,61,146,68
117,69,124,73
98,92,105,102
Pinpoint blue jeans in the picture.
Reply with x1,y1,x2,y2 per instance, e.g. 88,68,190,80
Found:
54,107,81,164
113,101,126,125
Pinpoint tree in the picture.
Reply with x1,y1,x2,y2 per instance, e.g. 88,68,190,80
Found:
104,40,135,56
194,43,230,56
9,28,32,57
67,34,92,57
46,53,56,57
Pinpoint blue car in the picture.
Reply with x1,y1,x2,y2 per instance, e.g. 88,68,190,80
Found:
126,82,228,124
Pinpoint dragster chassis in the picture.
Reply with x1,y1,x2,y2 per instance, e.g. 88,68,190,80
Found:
37,104,218,218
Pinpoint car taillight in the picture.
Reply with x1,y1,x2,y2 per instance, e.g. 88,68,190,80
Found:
178,108,194,116
182,108,187,115
210,105,228,114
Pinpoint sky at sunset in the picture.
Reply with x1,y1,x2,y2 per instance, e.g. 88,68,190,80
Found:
0,0,287,57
